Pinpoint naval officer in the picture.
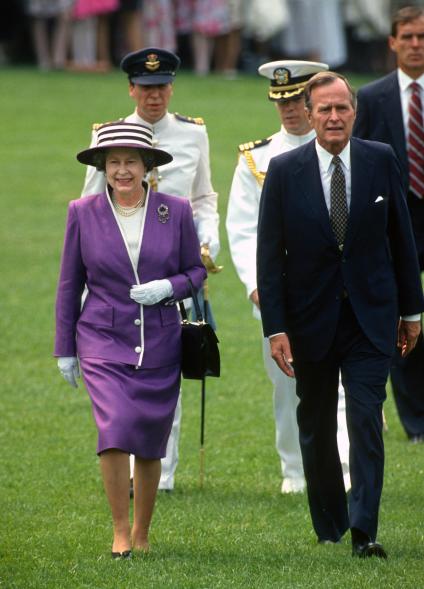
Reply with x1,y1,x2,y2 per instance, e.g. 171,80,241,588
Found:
226,60,350,494
81,47,220,492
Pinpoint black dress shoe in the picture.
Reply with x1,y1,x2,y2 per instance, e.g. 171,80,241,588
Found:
352,542,387,559
111,550,132,560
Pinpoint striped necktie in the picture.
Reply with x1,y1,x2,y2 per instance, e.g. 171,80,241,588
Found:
330,155,348,247
408,82,424,199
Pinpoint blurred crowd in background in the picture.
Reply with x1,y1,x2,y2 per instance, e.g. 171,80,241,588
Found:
1,0,421,76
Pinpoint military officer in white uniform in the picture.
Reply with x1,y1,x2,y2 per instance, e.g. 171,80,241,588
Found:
226,60,350,494
81,48,220,492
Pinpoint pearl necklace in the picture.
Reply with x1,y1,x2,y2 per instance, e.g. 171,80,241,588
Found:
111,194,145,217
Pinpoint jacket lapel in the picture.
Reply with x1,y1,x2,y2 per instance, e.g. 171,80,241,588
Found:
294,142,335,243
379,73,408,171
294,140,376,253
137,187,156,278
344,138,374,251
137,187,173,280
101,188,142,283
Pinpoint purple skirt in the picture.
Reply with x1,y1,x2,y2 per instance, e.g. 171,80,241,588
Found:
80,358,181,459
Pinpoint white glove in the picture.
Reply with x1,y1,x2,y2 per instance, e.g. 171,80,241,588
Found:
58,356,80,388
200,234,220,261
206,239,220,261
130,279,173,305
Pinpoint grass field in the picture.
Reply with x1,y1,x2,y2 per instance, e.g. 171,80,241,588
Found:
0,68,423,588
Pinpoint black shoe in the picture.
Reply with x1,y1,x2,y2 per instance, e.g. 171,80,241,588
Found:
352,542,387,559
112,550,132,560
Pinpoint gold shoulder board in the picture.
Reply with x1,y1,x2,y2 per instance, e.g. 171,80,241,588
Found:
238,137,272,153
92,117,124,131
237,137,271,186
174,112,205,125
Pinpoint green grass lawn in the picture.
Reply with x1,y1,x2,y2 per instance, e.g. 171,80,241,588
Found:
0,68,423,588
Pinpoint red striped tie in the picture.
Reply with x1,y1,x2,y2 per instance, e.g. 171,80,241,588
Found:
408,82,424,199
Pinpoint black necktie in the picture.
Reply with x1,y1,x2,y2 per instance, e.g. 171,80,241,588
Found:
330,155,348,247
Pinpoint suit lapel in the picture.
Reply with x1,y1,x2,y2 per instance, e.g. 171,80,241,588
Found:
294,140,376,252
294,142,335,243
137,187,156,278
101,188,142,283
379,73,408,171
344,139,374,251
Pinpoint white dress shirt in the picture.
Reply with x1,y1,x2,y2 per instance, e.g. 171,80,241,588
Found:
397,68,424,139
315,140,351,212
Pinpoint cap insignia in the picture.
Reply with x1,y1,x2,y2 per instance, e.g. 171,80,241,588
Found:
273,67,290,86
146,53,160,71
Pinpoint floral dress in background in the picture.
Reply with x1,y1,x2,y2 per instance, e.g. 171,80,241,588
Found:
175,0,230,36
72,0,119,20
143,0,177,52
26,0,75,17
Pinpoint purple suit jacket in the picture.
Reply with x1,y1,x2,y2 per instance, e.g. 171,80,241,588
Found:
55,188,207,368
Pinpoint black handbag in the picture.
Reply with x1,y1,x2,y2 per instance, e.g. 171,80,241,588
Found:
178,280,220,380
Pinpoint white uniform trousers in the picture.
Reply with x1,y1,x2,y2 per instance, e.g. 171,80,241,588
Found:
158,394,182,490
130,393,181,490
262,337,350,492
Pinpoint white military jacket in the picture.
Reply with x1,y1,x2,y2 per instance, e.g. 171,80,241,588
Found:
81,110,219,249
226,125,316,318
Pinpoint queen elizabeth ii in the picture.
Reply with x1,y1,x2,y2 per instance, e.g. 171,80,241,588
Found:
55,121,206,558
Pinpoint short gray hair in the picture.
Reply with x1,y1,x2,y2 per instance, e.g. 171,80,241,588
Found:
304,71,357,112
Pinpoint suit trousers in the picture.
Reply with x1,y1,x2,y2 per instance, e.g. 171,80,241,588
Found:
390,191,424,437
390,332,424,437
262,337,350,488
262,337,305,484
293,298,392,542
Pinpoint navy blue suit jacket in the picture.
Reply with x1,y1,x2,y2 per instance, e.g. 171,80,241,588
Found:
354,70,424,270
353,71,409,191
257,138,424,362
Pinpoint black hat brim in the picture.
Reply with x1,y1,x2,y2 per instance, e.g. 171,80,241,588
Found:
130,74,175,85
76,144,173,167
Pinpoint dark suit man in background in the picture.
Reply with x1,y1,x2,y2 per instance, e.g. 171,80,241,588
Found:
353,6,424,443
257,71,424,558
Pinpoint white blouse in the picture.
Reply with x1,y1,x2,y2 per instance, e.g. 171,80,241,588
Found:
115,207,146,268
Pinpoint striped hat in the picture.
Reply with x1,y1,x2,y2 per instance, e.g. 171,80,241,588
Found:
76,121,173,167
258,60,328,102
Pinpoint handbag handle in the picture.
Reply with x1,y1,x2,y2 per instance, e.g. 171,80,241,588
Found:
178,277,204,324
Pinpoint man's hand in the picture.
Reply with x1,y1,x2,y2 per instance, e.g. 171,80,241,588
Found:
249,289,260,309
269,333,295,377
397,319,421,357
